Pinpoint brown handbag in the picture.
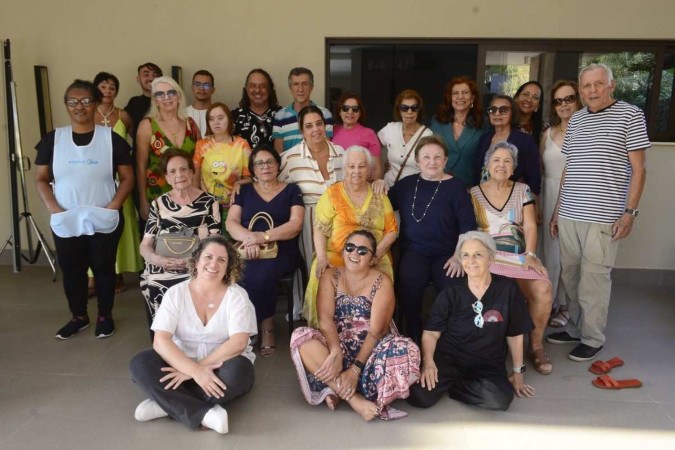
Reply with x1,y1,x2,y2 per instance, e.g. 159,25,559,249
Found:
235,212,278,260
154,200,205,259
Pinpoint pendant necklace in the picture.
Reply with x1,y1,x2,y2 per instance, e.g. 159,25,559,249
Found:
97,105,115,127
411,175,442,223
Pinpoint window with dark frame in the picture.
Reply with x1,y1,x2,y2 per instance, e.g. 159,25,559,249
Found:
326,39,675,142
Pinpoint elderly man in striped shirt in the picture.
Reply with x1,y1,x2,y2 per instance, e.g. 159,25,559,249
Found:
546,63,649,362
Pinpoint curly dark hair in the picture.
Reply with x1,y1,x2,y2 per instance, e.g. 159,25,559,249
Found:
238,68,279,110
188,235,244,285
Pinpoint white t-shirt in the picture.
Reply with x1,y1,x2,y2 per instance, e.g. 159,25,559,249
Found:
185,106,208,137
378,122,432,187
152,280,258,364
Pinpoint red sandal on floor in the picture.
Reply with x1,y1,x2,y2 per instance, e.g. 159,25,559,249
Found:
592,375,642,390
589,357,624,375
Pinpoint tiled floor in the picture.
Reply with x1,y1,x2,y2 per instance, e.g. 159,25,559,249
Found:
1,265,673,449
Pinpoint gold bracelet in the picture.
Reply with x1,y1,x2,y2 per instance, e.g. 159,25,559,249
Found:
350,365,360,375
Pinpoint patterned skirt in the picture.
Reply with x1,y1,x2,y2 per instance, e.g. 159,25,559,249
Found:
289,326,420,420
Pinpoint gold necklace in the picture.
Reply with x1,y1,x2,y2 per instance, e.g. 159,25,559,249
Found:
97,105,115,127
556,123,566,135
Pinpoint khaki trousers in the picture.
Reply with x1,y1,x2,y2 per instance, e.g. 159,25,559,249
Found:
558,217,619,348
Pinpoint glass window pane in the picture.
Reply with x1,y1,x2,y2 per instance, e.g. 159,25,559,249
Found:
484,51,547,96
656,53,674,133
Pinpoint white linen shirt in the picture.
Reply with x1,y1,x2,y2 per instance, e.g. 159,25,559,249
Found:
152,280,258,364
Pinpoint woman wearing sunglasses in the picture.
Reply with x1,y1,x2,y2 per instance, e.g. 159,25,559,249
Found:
378,89,433,187
291,230,420,421
542,81,583,328
430,76,485,187
226,146,304,357
304,146,398,328
388,136,477,344
475,95,541,197
136,76,202,221
332,92,383,180
470,141,553,375
407,231,534,411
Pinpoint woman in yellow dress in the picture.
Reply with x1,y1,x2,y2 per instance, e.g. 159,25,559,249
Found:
304,146,398,327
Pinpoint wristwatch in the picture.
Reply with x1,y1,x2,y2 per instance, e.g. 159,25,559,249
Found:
512,365,526,374
263,232,270,243
624,208,639,217
353,359,365,371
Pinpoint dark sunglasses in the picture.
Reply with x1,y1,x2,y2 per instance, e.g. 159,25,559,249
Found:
553,94,577,106
487,106,512,116
399,104,420,113
344,242,374,256
341,105,360,113
154,89,178,100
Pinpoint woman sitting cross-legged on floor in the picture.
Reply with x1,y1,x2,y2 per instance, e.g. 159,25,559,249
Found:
290,230,420,421
407,231,535,411
130,235,257,434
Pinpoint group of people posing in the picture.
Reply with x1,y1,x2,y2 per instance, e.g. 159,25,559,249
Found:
35,62,648,434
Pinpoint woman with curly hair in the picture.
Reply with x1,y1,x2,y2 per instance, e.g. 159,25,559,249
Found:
130,235,257,435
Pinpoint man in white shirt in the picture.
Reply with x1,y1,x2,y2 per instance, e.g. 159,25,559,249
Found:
185,70,215,136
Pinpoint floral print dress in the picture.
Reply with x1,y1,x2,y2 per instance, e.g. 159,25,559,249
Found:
145,117,200,201
290,270,420,420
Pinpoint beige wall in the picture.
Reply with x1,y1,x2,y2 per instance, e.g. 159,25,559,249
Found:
1,0,674,269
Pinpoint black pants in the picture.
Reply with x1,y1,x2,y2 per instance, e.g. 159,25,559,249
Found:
52,216,123,317
407,350,514,411
130,349,255,429
396,249,464,343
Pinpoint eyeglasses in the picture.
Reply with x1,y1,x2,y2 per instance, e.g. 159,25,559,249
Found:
399,104,420,113
193,81,213,90
472,300,484,328
553,94,577,106
341,105,360,113
154,90,178,100
487,106,511,116
344,242,374,256
253,159,278,169
65,97,95,107
518,91,541,102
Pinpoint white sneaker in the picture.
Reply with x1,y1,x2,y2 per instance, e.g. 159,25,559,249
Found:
201,405,228,434
134,399,168,422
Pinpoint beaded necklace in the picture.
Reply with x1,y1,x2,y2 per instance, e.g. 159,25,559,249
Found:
411,175,442,223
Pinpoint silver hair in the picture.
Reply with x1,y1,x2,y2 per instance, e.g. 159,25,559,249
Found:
454,231,497,260
484,140,518,170
579,63,614,84
344,145,374,171
149,76,187,121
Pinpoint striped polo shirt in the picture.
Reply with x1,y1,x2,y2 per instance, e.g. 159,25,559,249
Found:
272,102,333,151
278,141,344,205
559,101,650,224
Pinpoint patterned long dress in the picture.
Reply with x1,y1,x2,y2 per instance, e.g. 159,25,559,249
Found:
139,192,220,323
290,270,420,420
145,117,200,201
